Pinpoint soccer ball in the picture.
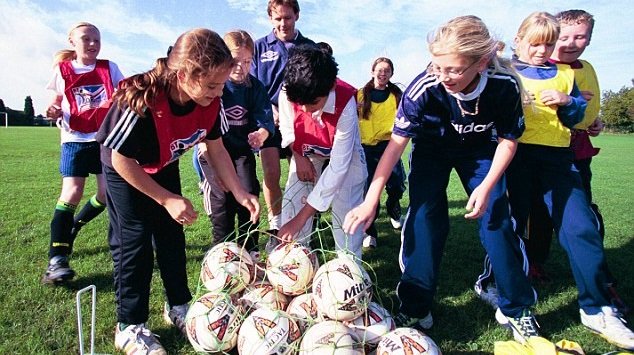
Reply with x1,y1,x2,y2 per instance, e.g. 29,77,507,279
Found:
312,255,372,321
239,281,289,312
376,327,442,355
237,308,301,355
299,320,363,355
200,241,255,294
185,292,243,353
285,292,323,333
347,301,396,347
266,242,319,296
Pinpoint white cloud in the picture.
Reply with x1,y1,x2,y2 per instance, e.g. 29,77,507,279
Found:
1,0,633,113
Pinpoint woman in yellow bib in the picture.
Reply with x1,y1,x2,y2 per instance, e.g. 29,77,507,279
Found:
356,57,406,248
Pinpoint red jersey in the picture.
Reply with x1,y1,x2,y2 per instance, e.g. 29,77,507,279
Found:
291,79,356,157
59,59,114,133
143,94,221,174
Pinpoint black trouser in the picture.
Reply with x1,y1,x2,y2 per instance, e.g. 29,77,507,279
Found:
104,163,192,324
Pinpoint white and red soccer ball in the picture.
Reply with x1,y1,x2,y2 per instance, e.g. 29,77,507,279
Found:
285,292,323,333
347,301,396,347
185,292,243,353
376,327,442,355
200,241,255,294
299,320,363,355
239,281,290,312
237,307,301,355
312,254,372,321
266,242,319,296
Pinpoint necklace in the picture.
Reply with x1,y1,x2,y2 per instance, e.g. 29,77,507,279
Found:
456,96,480,117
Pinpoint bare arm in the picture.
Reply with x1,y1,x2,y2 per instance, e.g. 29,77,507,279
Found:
343,134,410,234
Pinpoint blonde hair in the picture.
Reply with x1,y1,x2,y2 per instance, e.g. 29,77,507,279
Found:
428,16,525,99
113,28,233,115
53,22,99,64
515,11,560,48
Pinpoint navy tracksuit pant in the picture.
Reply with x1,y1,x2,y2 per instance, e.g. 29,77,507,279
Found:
104,163,192,324
507,144,611,313
397,143,535,318
363,140,407,238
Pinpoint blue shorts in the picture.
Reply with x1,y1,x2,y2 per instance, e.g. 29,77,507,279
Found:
59,142,102,177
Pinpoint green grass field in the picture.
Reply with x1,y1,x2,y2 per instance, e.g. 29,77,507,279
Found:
0,127,632,354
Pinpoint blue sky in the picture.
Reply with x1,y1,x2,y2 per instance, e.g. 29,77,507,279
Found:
1,0,633,112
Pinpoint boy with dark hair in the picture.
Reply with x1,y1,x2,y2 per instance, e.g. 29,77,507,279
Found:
276,44,367,259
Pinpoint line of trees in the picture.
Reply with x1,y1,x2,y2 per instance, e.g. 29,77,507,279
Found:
0,97,48,126
601,79,634,133
1,81,633,131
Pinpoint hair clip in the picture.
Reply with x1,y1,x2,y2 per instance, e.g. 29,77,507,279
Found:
167,46,173,56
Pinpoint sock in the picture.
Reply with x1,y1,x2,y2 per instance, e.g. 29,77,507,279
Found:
72,195,106,237
268,214,281,230
49,201,76,258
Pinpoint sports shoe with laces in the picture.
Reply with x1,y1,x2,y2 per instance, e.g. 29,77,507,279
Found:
580,306,634,350
163,302,189,336
115,323,166,355
474,282,499,309
495,308,540,343
394,311,433,330
362,234,377,248
41,255,75,285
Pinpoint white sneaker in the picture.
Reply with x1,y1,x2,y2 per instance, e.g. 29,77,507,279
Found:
580,306,634,350
474,282,499,309
115,323,166,355
495,308,540,343
390,218,402,229
362,235,377,248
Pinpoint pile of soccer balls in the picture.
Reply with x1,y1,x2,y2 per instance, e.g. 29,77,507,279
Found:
185,241,442,354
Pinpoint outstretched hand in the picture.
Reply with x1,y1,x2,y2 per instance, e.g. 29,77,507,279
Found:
235,192,261,224
343,202,376,235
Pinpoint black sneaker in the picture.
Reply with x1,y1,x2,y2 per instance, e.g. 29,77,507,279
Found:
42,255,75,285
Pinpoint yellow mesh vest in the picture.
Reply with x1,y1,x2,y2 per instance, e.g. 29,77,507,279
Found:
357,90,398,146
573,60,600,129
518,63,575,147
